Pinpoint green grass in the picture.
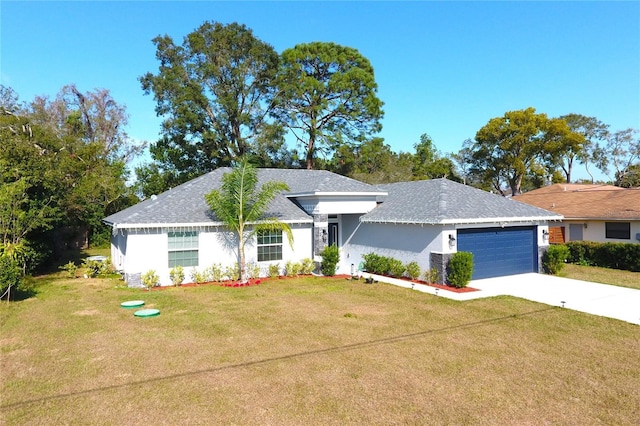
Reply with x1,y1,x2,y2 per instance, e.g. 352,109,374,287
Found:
560,263,640,290
1,270,639,425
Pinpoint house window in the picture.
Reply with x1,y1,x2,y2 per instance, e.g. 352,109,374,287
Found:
605,222,630,239
257,230,283,261
168,231,199,267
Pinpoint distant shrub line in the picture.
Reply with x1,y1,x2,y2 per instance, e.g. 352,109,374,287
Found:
563,241,640,272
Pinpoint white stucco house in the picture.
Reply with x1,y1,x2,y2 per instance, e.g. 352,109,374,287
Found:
103,169,562,287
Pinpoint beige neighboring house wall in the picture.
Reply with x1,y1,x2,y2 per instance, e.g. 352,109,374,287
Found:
514,184,640,244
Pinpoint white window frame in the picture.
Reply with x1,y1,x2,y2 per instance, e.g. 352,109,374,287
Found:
257,230,283,262
168,231,199,267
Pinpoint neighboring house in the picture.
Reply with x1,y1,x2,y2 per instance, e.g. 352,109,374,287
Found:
103,170,562,287
514,184,640,244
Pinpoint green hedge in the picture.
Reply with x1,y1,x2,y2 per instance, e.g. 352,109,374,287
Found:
565,241,640,272
362,253,389,276
542,245,569,275
362,253,421,280
446,252,474,288
320,244,340,276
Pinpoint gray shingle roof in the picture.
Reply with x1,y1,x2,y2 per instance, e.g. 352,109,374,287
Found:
361,178,563,224
104,168,384,228
256,168,385,195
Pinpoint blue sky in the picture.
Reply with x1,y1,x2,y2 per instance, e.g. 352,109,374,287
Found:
2,1,639,181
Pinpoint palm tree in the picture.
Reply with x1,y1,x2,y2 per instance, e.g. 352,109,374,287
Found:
205,158,293,283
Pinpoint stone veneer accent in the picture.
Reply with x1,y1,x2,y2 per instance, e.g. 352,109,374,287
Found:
313,214,329,257
125,272,143,288
538,245,549,273
430,252,453,285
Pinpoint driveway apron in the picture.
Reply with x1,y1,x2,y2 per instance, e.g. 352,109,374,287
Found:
468,273,640,326
369,272,640,326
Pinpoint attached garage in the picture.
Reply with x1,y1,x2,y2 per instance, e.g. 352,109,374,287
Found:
357,179,562,284
457,226,538,280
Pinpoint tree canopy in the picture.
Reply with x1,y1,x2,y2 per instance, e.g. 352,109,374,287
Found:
469,107,583,195
412,133,459,181
557,114,609,183
328,137,413,184
602,128,640,187
273,42,384,169
0,85,138,275
139,21,284,187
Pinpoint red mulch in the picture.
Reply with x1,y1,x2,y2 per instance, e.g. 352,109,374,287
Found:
409,280,479,293
148,274,477,293
361,274,479,293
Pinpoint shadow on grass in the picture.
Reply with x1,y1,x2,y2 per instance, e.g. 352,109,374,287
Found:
2,275,41,302
0,306,556,410
7,286,38,301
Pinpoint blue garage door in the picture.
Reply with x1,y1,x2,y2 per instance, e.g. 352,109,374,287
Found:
457,227,537,280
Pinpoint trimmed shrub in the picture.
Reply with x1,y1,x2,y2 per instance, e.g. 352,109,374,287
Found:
387,258,405,278
300,258,315,275
362,253,389,275
424,267,440,284
542,245,569,275
285,260,301,276
320,244,340,276
204,263,224,282
224,264,240,281
404,261,421,280
246,262,261,279
141,270,159,290
447,252,473,288
190,268,207,284
169,266,184,286
268,263,280,278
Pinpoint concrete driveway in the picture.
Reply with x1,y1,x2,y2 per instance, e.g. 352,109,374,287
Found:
370,273,640,326
468,273,640,326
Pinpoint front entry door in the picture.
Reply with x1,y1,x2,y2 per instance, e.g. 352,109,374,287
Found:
328,223,339,247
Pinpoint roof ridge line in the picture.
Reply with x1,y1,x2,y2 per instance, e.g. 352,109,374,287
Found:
436,179,447,221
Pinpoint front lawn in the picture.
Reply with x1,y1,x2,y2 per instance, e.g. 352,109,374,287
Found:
560,263,640,290
1,272,638,425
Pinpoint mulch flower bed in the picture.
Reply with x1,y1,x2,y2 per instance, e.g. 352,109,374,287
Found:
410,280,479,293
148,274,478,293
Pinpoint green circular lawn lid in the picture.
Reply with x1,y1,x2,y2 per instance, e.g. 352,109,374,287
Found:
134,308,160,318
121,300,145,308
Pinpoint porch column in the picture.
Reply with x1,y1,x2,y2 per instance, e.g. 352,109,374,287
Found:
313,213,328,258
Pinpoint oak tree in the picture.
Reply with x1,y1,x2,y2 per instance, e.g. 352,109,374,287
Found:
140,22,282,185
471,107,581,195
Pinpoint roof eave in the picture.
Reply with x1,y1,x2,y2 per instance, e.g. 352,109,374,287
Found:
439,215,564,225
361,215,564,225
286,191,387,198
560,216,640,221
106,218,314,230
